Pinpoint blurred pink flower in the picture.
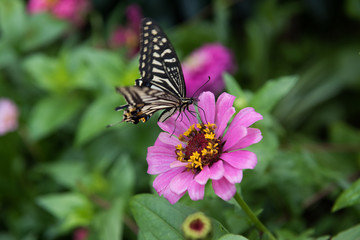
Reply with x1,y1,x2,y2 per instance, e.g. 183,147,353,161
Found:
28,0,90,26
0,98,19,136
73,227,88,240
110,4,143,57
147,91,263,204
182,44,236,97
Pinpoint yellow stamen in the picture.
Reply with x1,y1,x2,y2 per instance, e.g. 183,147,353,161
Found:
205,132,215,140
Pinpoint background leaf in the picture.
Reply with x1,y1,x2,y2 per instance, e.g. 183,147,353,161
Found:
332,178,360,211
37,193,93,231
75,93,122,145
332,224,360,240
249,75,298,114
28,95,85,140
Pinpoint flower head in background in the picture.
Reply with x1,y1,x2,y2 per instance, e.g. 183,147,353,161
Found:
182,44,236,97
28,0,90,26
0,98,19,136
182,212,211,240
147,91,262,204
109,4,143,58
73,227,88,240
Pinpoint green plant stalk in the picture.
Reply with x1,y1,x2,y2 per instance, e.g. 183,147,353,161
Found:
234,192,276,240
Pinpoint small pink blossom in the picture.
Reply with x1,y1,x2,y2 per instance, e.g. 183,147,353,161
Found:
73,227,88,240
147,91,263,204
28,0,90,26
182,44,236,97
109,4,143,57
0,98,19,136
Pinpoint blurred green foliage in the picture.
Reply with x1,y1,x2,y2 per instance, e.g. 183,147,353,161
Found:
0,0,359,239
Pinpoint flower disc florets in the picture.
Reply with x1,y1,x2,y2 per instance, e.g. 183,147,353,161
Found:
176,123,222,172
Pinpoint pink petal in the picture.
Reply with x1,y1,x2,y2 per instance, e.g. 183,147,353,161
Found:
147,146,176,174
198,91,215,124
215,96,236,135
223,125,247,151
147,145,176,158
223,162,243,184
215,107,235,139
158,132,183,146
194,165,210,185
209,160,224,180
212,177,236,201
227,128,263,151
154,137,173,148
231,107,263,128
153,168,184,193
221,150,257,170
215,92,235,124
188,181,205,201
170,161,188,168
160,185,185,204
169,171,194,194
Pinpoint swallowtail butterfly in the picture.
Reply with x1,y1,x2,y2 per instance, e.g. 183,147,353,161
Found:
115,18,194,124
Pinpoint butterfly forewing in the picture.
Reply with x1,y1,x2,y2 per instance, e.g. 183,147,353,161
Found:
115,18,194,124
137,18,186,98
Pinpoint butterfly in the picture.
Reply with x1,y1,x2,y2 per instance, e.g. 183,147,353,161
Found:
115,18,194,124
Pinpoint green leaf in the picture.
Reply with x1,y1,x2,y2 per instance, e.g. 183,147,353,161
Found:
21,13,67,51
332,178,360,211
130,194,193,240
223,73,249,110
0,0,26,42
38,160,87,189
75,93,122,145
73,47,128,87
23,54,67,92
250,75,298,114
37,193,93,231
332,224,360,240
92,198,125,240
107,155,135,198
28,95,85,140
0,41,17,68
330,122,360,144
138,230,157,240
223,73,246,100
130,194,228,240
218,234,248,240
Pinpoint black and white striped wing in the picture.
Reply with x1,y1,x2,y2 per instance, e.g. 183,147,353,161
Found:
116,86,182,124
136,18,186,98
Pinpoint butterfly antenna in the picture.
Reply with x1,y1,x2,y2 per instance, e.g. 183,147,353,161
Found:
106,121,123,128
191,76,211,99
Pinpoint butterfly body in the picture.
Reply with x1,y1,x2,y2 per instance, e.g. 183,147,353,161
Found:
116,18,194,124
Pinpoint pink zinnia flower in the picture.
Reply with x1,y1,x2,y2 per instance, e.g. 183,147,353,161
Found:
109,4,143,57
147,91,263,204
28,0,90,26
182,44,236,97
0,98,19,136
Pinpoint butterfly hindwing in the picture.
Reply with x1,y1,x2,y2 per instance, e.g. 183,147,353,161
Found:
116,86,181,124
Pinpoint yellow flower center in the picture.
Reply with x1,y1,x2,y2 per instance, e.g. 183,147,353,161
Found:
175,123,222,172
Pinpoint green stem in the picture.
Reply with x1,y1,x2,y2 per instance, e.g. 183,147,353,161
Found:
234,192,276,240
